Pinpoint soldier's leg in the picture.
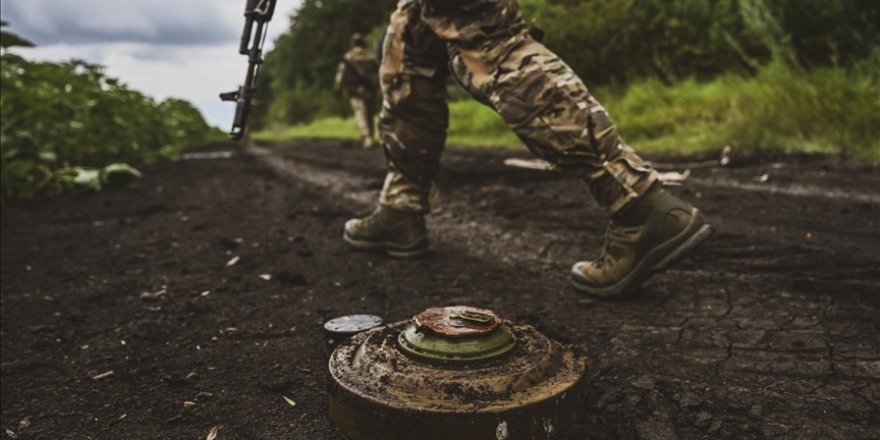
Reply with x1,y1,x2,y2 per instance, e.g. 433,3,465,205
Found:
451,38,658,214
343,0,449,257
350,96,375,149
364,95,376,140
424,0,712,294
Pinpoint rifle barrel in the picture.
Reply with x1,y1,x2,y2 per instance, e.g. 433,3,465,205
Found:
224,0,277,140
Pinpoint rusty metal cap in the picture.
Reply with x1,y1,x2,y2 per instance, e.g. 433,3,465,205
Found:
413,306,502,338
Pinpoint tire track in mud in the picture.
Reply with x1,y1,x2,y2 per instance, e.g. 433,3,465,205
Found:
688,176,880,204
495,155,880,203
248,144,577,268
248,143,880,271
248,139,880,327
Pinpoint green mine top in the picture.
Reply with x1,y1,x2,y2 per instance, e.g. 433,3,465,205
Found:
398,306,516,362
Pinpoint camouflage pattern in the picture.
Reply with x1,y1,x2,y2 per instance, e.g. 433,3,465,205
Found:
377,0,658,215
335,46,379,143
349,96,374,144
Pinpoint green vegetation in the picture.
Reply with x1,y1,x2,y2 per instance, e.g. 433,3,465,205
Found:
257,116,362,142
251,0,396,128
0,22,222,199
255,0,879,158
254,101,520,146
259,56,880,157
517,0,878,85
611,57,880,157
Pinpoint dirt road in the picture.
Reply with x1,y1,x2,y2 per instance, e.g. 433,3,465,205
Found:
2,140,878,439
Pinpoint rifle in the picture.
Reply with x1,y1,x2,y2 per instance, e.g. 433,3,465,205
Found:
220,0,278,140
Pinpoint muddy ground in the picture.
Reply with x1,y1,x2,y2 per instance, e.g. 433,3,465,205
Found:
1,139,878,439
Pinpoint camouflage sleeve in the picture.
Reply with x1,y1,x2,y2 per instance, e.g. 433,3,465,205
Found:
334,60,347,92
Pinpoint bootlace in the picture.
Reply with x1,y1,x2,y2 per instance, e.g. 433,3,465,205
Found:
596,223,640,267
361,208,391,229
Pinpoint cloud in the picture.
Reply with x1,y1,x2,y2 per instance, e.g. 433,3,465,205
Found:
1,0,249,46
1,0,299,128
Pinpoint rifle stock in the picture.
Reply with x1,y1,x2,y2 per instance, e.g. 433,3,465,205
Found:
221,0,277,140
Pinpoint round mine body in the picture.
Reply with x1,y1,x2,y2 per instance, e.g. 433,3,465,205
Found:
327,315,587,439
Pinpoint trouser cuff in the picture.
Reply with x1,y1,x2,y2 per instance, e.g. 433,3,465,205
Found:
378,171,432,214
588,156,659,216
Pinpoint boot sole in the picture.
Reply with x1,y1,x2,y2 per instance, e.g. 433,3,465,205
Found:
343,232,431,258
571,208,714,297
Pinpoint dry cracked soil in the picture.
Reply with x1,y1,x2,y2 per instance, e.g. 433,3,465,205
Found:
2,140,878,439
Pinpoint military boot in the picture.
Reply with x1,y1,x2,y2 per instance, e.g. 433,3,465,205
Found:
571,183,713,297
344,205,429,258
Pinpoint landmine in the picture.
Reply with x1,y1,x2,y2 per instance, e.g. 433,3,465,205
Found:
328,306,587,439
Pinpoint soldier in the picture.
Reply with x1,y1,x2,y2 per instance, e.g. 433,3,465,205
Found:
334,33,380,149
344,0,713,297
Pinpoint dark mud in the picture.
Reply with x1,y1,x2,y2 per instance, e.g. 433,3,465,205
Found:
2,139,878,439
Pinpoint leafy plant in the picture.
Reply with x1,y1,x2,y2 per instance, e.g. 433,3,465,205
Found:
0,22,223,200
0,20,35,50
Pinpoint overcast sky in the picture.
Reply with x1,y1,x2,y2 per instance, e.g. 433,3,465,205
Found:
1,0,301,128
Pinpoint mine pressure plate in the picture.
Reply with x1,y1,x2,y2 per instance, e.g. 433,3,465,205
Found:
399,306,515,362
328,306,588,439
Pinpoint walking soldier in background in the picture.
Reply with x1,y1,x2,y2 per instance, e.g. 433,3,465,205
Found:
344,0,713,297
334,33,380,149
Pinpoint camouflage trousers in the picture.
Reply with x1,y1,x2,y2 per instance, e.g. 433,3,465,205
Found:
350,96,374,141
378,0,658,215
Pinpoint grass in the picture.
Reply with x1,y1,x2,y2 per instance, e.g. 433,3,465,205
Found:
254,102,521,147
256,59,880,160
255,116,362,142
607,60,880,158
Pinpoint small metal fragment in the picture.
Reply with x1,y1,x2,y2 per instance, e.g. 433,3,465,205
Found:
323,314,383,335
